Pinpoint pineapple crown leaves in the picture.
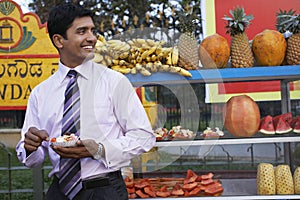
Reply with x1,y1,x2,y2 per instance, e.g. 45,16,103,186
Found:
223,6,254,36
276,9,300,34
177,7,200,34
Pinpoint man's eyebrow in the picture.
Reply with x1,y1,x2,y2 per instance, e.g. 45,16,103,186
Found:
76,26,88,30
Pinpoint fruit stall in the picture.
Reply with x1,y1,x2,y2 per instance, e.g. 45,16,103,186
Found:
1,0,300,199
123,65,300,199
91,1,300,198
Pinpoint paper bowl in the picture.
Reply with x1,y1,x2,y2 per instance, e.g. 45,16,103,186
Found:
51,138,78,147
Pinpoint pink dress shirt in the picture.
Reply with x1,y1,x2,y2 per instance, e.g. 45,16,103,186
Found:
16,60,156,179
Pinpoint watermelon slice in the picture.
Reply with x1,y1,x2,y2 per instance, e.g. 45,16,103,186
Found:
273,112,293,126
291,116,300,133
259,115,275,134
273,116,292,134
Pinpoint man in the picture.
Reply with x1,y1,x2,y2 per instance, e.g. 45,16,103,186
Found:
16,3,155,200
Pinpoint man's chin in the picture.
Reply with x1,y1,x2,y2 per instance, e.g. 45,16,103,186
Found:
83,53,95,62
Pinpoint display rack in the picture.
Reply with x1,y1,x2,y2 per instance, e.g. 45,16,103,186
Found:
126,65,300,86
126,65,300,199
155,135,300,147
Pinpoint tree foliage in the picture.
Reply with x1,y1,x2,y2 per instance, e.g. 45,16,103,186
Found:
28,0,202,41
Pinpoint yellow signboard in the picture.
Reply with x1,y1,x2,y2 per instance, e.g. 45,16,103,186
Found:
0,0,58,109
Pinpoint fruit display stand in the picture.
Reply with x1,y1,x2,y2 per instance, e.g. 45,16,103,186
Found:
126,65,300,199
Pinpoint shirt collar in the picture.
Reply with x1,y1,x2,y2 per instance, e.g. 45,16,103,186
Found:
58,60,91,83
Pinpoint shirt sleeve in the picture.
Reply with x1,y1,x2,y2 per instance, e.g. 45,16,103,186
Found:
101,75,156,168
15,89,47,168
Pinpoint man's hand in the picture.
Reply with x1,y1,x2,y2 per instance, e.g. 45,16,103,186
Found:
51,139,98,159
24,127,49,155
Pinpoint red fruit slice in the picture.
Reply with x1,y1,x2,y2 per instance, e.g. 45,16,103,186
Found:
184,169,198,184
144,186,156,198
259,115,275,134
126,187,135,194
188,186,202,196
291,116,300,133
135,190,149,198
156,185,171,197
274,116,292,134
200,172,214,180
273,112,293,126
201,178,214,186
282,112,293,125
182,182,198,191
205,185,224,196
171,184,184,196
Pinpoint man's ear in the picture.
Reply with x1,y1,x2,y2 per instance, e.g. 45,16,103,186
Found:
53,34,64,49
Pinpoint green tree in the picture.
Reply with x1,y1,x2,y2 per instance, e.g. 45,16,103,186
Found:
28,0,202,41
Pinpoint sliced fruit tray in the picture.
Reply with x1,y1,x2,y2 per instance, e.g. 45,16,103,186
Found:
155,131,300,142
155,113,300,142
125,170,224,199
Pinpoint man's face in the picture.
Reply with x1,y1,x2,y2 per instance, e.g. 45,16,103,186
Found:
59,16,97,67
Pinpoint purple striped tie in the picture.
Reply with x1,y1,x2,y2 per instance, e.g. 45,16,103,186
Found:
59,70,82,199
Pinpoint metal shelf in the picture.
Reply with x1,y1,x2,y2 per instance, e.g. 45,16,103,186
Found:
155,135,300,147
128,66,300,199
129,179,300,199
126,65,300,86
131,195,300,200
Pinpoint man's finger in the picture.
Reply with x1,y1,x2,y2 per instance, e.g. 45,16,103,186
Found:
28,127,49,141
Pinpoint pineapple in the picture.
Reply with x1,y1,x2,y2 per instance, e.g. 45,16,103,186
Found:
223,7,254,68
276,9,300,65
294,166,300,194
256,163,276,195
275,164,294,194
177,8,199,70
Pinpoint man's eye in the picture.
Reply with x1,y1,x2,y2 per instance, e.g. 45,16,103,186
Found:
92,29,98,36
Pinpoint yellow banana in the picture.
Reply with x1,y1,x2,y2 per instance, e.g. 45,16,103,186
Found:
111,65,131,74
172,46,179,65
104,55,112,66
98,35,106,43
136,56,143,63
95,40,105,48
155,47,162,55
93,53,103,63
146,56,151,62
150,54,156,62
160,64,170,72
119,52,129,60
107,40,124,49
135,63,143,71
127,40,135,46
119,43,131,52
119,60,129,66
166,52,172,65
169,66,192,77
145,62,153,71
136,39,146,45
141,46,157,59
154,61,162,68
112,59,119,65
147,39,156,46
139,68,151,76
131,67,137,74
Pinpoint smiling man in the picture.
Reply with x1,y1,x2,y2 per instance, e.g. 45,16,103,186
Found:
15,3,155,200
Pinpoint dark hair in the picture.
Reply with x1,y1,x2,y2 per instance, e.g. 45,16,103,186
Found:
47,3,94,43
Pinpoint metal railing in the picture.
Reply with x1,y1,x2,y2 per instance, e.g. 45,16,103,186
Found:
0,142,49,200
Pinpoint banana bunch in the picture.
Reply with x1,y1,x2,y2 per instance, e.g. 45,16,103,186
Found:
93,36,192,77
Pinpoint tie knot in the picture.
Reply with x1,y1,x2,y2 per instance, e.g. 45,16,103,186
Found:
67,70,78,78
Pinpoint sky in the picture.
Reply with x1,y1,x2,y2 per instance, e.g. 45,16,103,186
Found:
13,0,32,13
